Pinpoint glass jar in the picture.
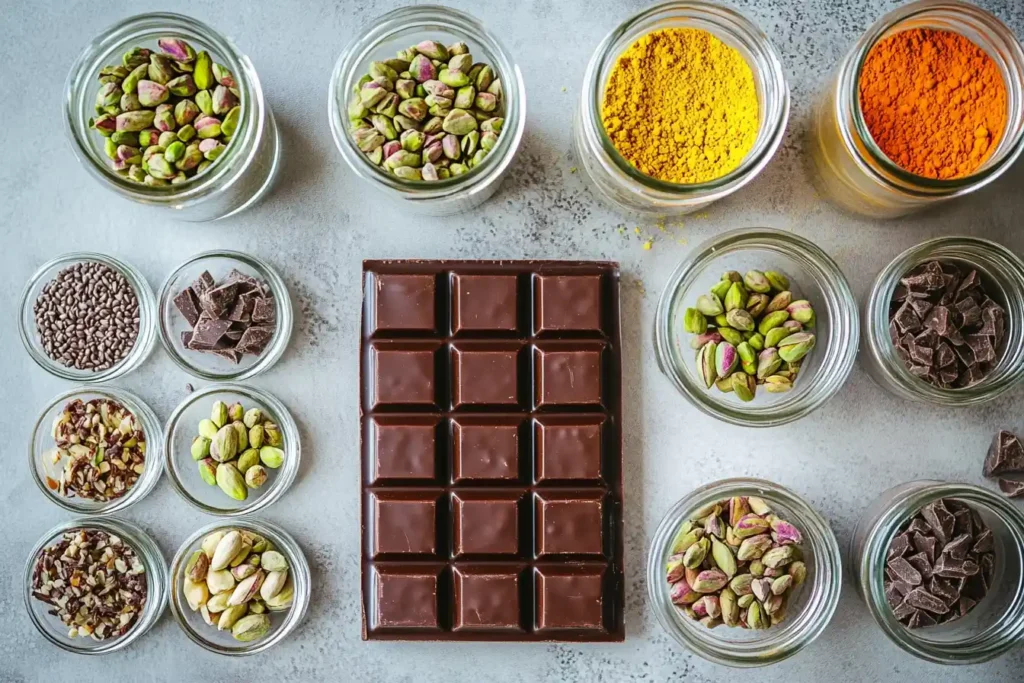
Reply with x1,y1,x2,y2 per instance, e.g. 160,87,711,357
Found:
573,1,790,217
861,236,1024,406
853,481,1024,664
24,517,168,654
30,386,164,515
64,12,280,222
19,252,157,382
654,228,859,427
648,478,842,667
328,6,526,216
809,0,1024,219
168,518,310,655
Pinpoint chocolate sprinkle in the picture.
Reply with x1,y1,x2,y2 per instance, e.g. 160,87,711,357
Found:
889,261,1006,388
883,497,995,628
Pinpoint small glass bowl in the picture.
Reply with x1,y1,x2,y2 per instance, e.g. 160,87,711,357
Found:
852,481,1024,664
648,478,842,667
329,5,526,216
30,386,164,515
654,228,859,427
164,383,300,516
169,518,310,655
24,517,168,654
19,252,157,382
157,250,293,381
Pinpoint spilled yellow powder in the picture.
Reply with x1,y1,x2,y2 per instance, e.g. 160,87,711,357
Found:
601,28,759,184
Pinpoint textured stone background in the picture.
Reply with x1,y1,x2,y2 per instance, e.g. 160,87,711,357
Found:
2,0,1023,681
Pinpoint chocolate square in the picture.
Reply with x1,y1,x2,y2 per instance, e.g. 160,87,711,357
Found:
452,491,521,557
533,342,604,407
534,566,605,632
534,416,604,483
453,567,523,631
451,342,521,408
452,417,521,482
535,492,605,557
369,342,439,409
369,491,439,557
370,273,436,334
535,274,603,333
451,274,518,333
370,417,439,483
370,566,441,631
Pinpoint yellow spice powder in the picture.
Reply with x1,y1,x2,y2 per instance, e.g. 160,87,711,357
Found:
601,28,760,184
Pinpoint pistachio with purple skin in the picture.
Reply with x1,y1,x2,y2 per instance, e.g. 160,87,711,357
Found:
195,116,222,139
715,342,738,378
692,569,728,593
736,534,773,561
158,37,196,63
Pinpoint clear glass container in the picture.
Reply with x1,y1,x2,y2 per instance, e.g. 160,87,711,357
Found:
328,5,526,216
861,236,1024,406
64,12,280,222
654,228,859,427
164,383,300,516
852,481,1024,664
168,518,310,655
648,478,842,667
24,517,168,654
809,0,1024,219
157,250,293,380
19,252,157,382
30,386,164,515
573,1,790,217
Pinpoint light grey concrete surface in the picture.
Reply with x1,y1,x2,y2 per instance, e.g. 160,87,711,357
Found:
2,0,1024,680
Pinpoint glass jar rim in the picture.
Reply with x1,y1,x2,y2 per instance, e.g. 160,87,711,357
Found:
168,518,310,655
30,386,165,515
654,227,859,426
64,11,267,202
845,0,1024,191
648,477,843,667
864,236,1024,405
162,382,301,516
19,251,157,382
24,516,168,655
328,4,526,199
857,482,1024,664
156,249,294,380
582,0,790,195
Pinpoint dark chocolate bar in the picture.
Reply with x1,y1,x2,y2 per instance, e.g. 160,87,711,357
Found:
360,260,623,642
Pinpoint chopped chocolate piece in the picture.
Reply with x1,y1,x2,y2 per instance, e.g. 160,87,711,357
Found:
225,329,244,341
928,576,960,605
894,302,922,334
892,600,917,621
908,343,934,367
189,318,232,349
956,269,980,295
908,364,931,378
181,330,193,347
971,527,994,554
933,554,979,579
914,328,939,349
956,298,981,327
965,334,995,363
956,365,985,387
889,319,901,345
953,342,975,367
943,533,973,560
952,508,972,537
912,532,937,563
888,532,911,560
901,271,946,291
893,580,914,597
909,297,933,319
235,325,274,355
173,287,202,327
252,296,276,324
892,284,909,302
226,293,253,323
920,500,954,544
998,478,1024,498
199,282,239,318
210,347,241,364
937,366,959,385
913,610,938,628
922,305,952,336
904,587,949,614
191,270,215,297
887,556,922,586
905,552,933,581
885,582,903,609
906,518,932,535
983,431,1024,477
225,268,260,292
935,342,955,368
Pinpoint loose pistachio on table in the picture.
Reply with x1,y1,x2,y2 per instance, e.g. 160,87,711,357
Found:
183,528,295,642
348,40,505,181
88,37,241,186
192,400,285,501
685,270,817,401
666,495,808,629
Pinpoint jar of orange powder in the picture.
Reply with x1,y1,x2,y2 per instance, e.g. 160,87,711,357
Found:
810,0,1024,219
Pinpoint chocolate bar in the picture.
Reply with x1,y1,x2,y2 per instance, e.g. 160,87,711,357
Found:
360,260,624,642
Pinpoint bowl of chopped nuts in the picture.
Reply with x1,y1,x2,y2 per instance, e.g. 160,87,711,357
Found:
30,386,164,515
24,517,168,654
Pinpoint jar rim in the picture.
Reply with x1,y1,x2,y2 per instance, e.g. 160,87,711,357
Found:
654,228,859,427
167,518,310,655
29,385,165,515
581,0,790,196
863,236,1024,405
844,0,1024,192
857,482,1024,664
328,4,526,201
162,382,301,516
648,478,843,667
63,11,267,203
156,249,294,380
24,516,168,654
19,251,157,382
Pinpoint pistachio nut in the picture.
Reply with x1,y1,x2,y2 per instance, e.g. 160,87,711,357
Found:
264,575,294,611
217,603,248,631
757,310,790,335
749,559,766,577
245,465,268,489
210,425,238,463
715,376,735,393
259,446,285,469
771,575,794,595
207,591,231,613
248,600,267,615
260,569,288,601
184,578,209,612
692,569,728,593
743,270,771,293
683,537,710,569
232,613,271,642
710,278,732,300
198,458,217,486
201,530,227,559
734,514,771,538
737,593,755,609
736,534,773,561
231,420,249,452
704,513,725,539
714,341,738,378
210,400,229,428
717,327,744,346
751,577,773,602
231,563,257,581
249,535,269,554
666,554,686,583
191,435,211,461
236,448,260,474
720,588,739,626
729,497,751,527
764,271,789,292
668,521,698,553
731,373,756,402
241,408,263,429
229,541,253,568
777,332,815,363
710,537,738,578
764,375,793,393
764,326,793,348
684,307,708,335
747,496,772,515
746,293,769,317
211,531,243,571
747,601,766,629
697,341,717,389
696,293,724,317
201,605,214,626
786,299,814,324
728,573,753,596
765,291,792,315
756,348,782,380
216,462,248,501
725,308,755,332
762,545,798,569
670,580,701,605
724,282,747,312
263,422,283,448
260,550,289,572
228,570,265,606
206,569,235,594
788,561,808,586
186,550,210,583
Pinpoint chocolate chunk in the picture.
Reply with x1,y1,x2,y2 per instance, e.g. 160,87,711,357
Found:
199,282,239,318
971,527,993,553
943,533,973,560
965,334,995,363
998,478,1024,498
933,554,979,579
251,296,276,324
226,293,253,323
922,305,952,336
210,347,241,364
956,298,981,327
911,610,937,628
191,270,215,297
957,364,985,387
906,518,932,535
885,582,903,608
909,297,933,319
935,342,955,368
887,556,922,586
908,343,934,367
983,430,1024,477
952,508,972,537
892,284,909,302
901,271,946,291
928,576,960,605
235,325,274,355
173,287,202,327
892,600,917,621
904,587,949,615
905,552,933,581
181,330,193,347
894,302,922,334
911,532,937,563
189,318,232,349
920,500,953,544
958,595,977,617
888,532,911,560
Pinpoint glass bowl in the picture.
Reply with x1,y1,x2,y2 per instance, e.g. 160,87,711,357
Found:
648,478,842,667
157,250,293,380
163,383,300,516
654,228,859,427
19,252,157,382
30,386,164,515
24,517,168,654
168,518,310,655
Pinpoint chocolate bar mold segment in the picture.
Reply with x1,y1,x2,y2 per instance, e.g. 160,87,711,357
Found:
533,414,606,484
450,341,527,410
532,341,607,409
450,273,521,335
364,271,440,336
452,564,528,632
368,563,445,633
451,415,527,484
533,273,605,335
367,490,444,559
364,340,444,411
451,489,526,558
533,564,608,633
366,415,445,485
533,490,607,558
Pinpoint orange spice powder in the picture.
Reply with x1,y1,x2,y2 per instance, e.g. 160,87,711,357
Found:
858,28,1007,180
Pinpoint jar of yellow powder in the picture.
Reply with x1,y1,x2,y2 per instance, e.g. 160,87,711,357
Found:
573,1,789,216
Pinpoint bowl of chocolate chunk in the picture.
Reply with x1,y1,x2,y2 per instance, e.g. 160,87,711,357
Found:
158,250,292,380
